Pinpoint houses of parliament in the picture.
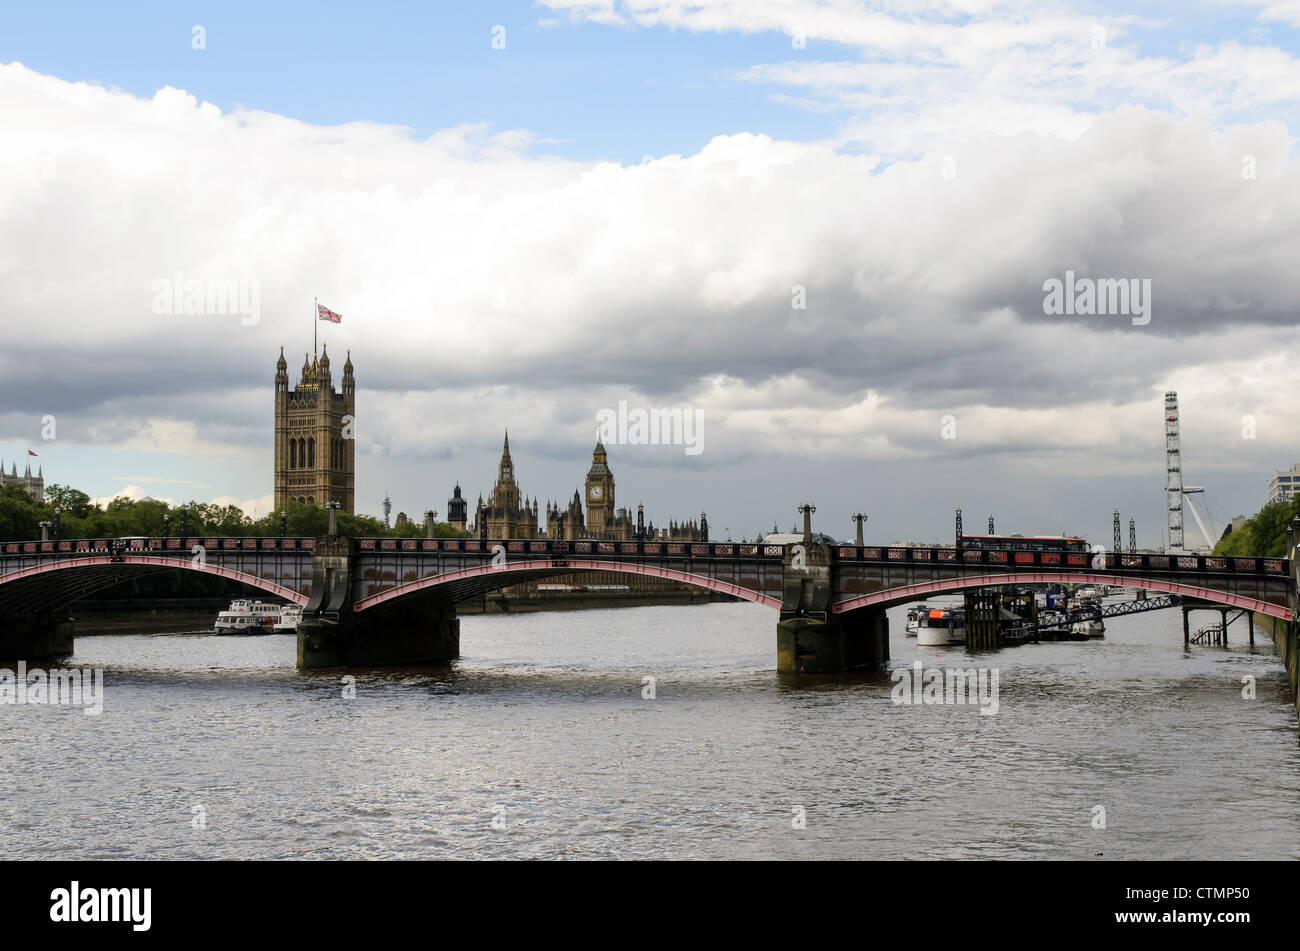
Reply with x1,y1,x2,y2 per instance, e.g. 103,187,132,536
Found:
272,347,705,541
449,432,706,542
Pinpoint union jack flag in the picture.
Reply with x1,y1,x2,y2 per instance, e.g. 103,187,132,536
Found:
317,303,342,323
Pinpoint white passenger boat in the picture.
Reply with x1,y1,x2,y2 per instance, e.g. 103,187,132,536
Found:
215,599,283,635
273,604,303,632
916,606,966,646
905,605,926,637
1071,617,1105,638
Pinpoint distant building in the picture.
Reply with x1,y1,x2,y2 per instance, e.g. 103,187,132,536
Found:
470,433,706,541
1267,464,1300,506
274,345,355,513
478,432,540,539
447,483,468,534
394,511,409,528
0,459,44,502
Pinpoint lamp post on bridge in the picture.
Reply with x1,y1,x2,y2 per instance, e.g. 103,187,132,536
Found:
279,510,287,538
179,505,188,539
53,507,61,542
851,513,868,546
797,503,816,542
162,512,169,538
955,507,963,549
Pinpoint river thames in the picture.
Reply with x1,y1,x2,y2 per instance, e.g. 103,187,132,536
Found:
2,602,1296,860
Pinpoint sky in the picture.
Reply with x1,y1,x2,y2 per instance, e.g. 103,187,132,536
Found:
2,0,1299,547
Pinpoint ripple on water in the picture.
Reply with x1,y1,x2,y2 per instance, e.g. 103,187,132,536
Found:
2,603,1296,859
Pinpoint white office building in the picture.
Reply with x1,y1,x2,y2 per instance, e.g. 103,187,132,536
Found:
1267,464,1300,506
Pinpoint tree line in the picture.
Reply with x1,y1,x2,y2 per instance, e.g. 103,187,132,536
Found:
1212,494,1300,558
0,483,466,541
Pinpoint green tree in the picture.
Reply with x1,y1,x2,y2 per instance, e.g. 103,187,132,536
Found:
44,484,93,518
1212,496,1300,557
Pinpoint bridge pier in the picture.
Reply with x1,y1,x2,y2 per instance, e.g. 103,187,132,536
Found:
297,604,459,669
296,535,460,669
777,608,888,673
777,536,888,673
0,610,74,661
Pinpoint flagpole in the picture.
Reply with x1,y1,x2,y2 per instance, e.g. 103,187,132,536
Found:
313,296,318,358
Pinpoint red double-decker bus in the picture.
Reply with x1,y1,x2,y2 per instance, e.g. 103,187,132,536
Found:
961,533,1090,553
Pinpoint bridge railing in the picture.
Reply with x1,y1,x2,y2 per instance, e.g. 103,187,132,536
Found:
353,538,788,558
0,537,316,556
2,537,1288,578
353,538,1287,575
834,545,1288,576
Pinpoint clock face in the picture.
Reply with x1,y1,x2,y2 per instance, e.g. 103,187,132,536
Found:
589,485,603,500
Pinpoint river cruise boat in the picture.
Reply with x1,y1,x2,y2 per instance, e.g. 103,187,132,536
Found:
916,606,966,646
215,599,284,635
273,604,303,632
905,605,926,636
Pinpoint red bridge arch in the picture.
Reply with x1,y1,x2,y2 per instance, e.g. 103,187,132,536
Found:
832,571,1291,619
0,556,308,605
353,558,783,612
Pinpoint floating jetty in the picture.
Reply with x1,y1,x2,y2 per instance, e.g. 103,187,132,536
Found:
959,587,1183,648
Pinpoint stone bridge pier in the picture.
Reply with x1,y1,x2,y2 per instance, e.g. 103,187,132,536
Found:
296,536,459,668
776,538,888,673
0,610,73,661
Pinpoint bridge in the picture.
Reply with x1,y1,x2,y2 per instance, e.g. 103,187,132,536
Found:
1,519,1294,673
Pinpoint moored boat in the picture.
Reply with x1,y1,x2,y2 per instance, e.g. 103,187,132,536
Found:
916,606,966,646
215,599,283,635
1071,617,1105,638
273,604,303,633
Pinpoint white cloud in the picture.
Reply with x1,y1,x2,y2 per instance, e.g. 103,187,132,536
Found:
2,38,1299,539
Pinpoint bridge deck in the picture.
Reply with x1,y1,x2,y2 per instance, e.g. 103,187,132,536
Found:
0,537,1291,620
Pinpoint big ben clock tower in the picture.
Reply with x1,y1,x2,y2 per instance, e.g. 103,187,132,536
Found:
585,439,615,534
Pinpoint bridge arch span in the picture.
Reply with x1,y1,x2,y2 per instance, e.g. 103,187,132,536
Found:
353,559,783,613
0,555,308,614
833,571,1291,620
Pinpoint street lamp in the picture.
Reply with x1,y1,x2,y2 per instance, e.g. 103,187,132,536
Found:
53,506,61,541
797,503,816,541
279,510,287,538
